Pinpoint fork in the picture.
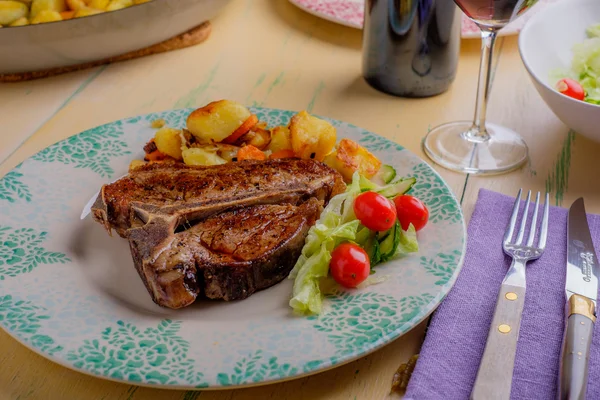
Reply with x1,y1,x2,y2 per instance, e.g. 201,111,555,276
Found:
471,189,550,400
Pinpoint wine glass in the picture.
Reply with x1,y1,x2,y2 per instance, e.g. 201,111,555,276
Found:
422,0,538,174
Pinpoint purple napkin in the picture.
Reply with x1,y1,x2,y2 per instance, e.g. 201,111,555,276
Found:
405,189,600,400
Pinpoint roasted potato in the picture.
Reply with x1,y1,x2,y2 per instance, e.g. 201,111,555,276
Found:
65,0,85,10
106,0,131,11
0,1,28,25
154,127,183,160
186,100,252,143
267,126,293,153
73,6,102,17
150,118,166,129
289,111,336,162
324,138,382,182
3,0,142,25
88,0,109,9
30,8,61,22
241,124,271,150
59,9,73,18
9,15,28,25
30,0,65,17
129,159,147,172
187,143,240,162
214,143,239,162
182,147,227,166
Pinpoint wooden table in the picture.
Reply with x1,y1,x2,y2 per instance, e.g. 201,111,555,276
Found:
1,1,599,399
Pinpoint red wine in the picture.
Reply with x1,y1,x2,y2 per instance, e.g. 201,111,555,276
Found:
362,0,461,98
454,0,536,28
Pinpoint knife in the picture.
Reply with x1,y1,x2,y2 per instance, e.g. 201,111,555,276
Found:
559,198,599,400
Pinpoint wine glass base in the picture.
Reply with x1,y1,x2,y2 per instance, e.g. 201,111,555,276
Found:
422,121,528,175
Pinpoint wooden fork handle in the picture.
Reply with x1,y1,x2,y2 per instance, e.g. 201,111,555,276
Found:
471,284,526,400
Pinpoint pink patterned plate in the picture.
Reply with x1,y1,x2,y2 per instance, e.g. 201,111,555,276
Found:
288,0,563,39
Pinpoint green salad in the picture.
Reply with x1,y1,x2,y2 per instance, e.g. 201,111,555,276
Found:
553,23,600,105
288,168,428,315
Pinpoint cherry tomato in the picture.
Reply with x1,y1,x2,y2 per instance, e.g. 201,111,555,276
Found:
353,191,397,232
330,243,370,288
556,78,585,101
393,195,429,231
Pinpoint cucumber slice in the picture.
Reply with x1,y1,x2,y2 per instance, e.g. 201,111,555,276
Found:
379,221,401,262
378,177,416,198
364,232,381,267
358,175,416,198
373,165,397,184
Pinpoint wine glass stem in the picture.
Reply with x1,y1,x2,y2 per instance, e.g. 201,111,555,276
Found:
466,30,498,142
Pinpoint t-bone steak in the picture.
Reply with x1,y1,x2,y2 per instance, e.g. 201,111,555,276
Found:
91,159,345,309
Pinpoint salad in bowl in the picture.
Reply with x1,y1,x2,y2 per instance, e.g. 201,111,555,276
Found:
552,24,600,105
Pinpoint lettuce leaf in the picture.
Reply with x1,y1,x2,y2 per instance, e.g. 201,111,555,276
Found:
288,170,420,315
586,23,600,39
396,224,419,256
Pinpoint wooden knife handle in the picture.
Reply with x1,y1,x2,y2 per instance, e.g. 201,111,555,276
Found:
559,294,595,400
471,284,526,400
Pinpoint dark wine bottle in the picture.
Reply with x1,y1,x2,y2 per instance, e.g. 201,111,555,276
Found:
362,0,462,97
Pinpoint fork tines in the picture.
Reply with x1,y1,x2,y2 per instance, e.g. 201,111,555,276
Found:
503,189,550,251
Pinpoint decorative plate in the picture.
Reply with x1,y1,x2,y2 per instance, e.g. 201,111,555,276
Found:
0,107,465,389
288,0,563,39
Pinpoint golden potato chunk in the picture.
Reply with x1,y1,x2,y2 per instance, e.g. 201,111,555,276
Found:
65,0,85,11
128,159,147,172
0,1,28,25
88,0,109,9
74,6,103,17
241,125,271,150
323,138,382,182
150,118,166,129
30,9,61,23
186,100,252,143
289,111,336,162
8,16,28,25
267,126,292,153
106,0,131,11
215,143,240,162
154,127,183,160
30,0,65,17
182,147,226,166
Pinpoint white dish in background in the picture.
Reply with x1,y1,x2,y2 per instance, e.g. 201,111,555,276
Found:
0,107,465,389
519,0,600,142
0,0,231,74
287,0,564,38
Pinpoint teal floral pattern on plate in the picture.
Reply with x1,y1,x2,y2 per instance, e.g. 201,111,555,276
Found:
216,350,298,386
422,250,462,286
0,295,62,355
309,292,434,356
358,130,405,152
67,320,207,387
32,122,131,178
0,165,31,203
0,226,70,280
409,163,462,224
0,107,465,389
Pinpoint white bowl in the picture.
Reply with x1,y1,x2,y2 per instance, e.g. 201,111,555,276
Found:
0,0,231,74
518,0,600,142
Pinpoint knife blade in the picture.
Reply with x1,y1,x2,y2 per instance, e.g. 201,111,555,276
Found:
559,197,599,400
